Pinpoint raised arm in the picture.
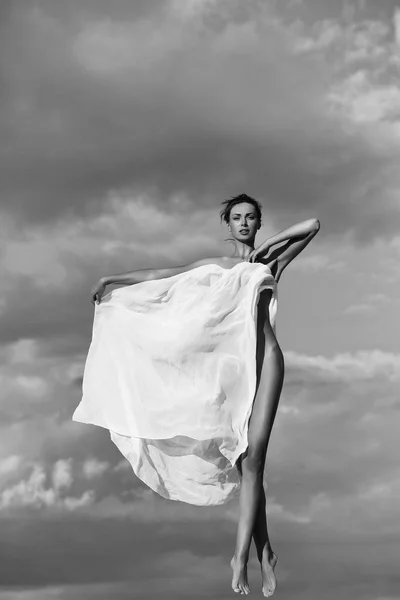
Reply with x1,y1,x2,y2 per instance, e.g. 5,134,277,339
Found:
249,218,320,281
90,257,215,304
101,257,212,286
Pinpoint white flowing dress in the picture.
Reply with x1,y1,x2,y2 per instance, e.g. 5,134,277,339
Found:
72,261,277,506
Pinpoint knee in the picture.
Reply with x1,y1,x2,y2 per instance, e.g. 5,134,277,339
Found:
244,447,266,475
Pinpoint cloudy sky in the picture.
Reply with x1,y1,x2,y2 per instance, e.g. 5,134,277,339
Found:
1,0,400,598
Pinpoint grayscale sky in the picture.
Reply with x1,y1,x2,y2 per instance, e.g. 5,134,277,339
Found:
1,0,399,599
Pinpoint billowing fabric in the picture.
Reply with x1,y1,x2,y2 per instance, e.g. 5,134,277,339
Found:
72,261,277,505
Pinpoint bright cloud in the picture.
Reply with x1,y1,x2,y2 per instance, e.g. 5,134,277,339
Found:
0,463,94,511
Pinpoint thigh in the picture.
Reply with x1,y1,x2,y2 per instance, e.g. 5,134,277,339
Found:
246,290,284,458
254,289,279,389
236,290,283,471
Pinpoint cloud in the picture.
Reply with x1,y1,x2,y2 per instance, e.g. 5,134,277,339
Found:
393,6,400,46
267,347,400,539
1,3,399,597
0,335,399,598
82,458,110,479
0,1,399,244
0,462,95,511
0,455,23,476
1,336,398,542
285,348,400,383
344,302,373,314
1,1,400,362
343,291,393,315
52,459,74,491
0,198,228,349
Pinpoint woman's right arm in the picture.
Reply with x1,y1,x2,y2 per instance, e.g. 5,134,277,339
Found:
91,258,212,304
102,257,212,286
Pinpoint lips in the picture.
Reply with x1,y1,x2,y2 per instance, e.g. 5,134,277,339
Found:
239,230,249,234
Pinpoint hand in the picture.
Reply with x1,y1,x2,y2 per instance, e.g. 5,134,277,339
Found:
246,242,270,263
246,247,261,263
90,279,107,305
246,249,258,263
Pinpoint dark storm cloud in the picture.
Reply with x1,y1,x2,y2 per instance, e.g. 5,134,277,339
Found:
1,0,399,241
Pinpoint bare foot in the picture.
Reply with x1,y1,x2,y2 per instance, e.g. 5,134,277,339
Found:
260,549,278,597
230,556,250,595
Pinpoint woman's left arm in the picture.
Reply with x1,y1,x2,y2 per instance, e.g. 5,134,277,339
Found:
248,218,320,280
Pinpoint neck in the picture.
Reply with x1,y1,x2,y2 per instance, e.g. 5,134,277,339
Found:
230,240,254,259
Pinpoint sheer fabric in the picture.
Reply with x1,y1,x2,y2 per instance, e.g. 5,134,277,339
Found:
73,261,277,505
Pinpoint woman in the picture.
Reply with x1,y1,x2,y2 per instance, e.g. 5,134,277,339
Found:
73,193,320,597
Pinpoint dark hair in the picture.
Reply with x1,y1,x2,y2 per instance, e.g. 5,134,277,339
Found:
220,193,263,225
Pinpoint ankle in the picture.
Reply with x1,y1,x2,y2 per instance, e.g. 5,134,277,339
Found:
261,544,274,560
233,551,249,564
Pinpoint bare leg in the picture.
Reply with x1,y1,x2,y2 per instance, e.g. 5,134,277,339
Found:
231,380,281,596
253,486,279,597
230,294,284,595
252,485,270,559
236,458,272,559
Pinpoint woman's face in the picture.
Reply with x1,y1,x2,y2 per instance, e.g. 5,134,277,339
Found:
228,202,260,242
